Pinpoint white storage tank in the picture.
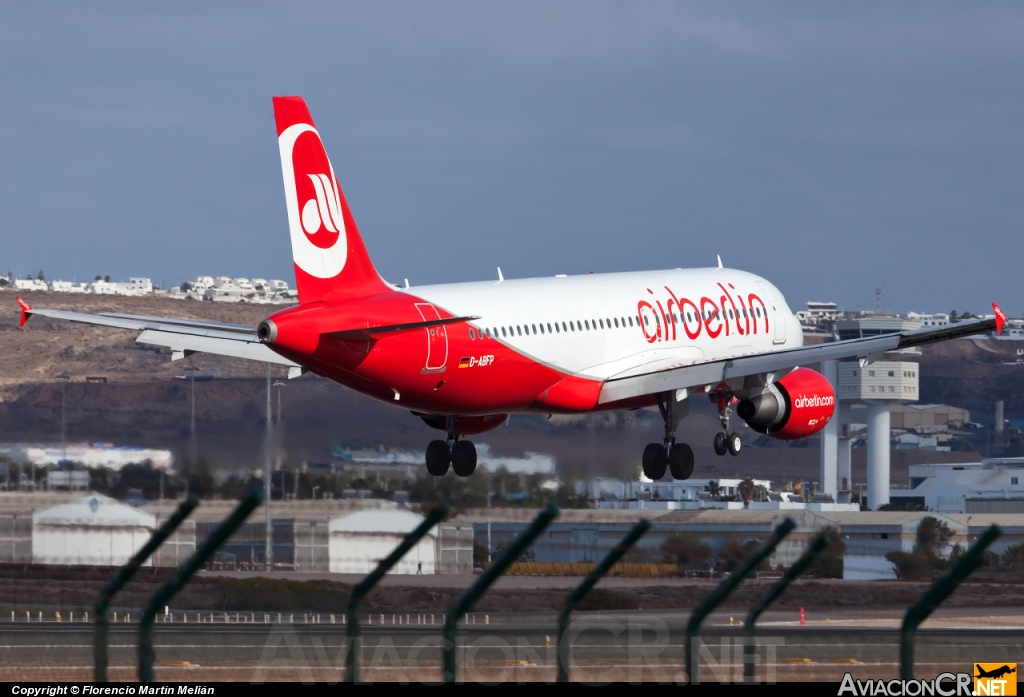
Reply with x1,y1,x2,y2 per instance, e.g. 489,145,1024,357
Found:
329,509,436,574
33,494,156,566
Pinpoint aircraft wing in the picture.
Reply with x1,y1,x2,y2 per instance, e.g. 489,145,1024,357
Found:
17,297,300,369
598,306,1005,405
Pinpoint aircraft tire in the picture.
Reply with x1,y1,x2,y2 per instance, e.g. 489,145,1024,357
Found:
668,443,694,480
452,440,477,477
642,443,668,481
425,440,451,476
727,432,742,456
713,432,728,457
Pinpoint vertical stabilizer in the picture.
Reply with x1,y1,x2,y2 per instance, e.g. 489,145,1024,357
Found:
273,96,390,304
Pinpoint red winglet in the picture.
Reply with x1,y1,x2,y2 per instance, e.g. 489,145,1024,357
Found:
16,296,32,327
992,302,1007,335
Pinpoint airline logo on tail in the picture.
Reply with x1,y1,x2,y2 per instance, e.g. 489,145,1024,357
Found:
302,173,344,238
278,123,348,278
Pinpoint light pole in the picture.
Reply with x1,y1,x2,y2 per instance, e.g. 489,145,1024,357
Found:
57,373,70,491
272,381,287,500
183,364,199,464
264,363,273,570
312,485,320,500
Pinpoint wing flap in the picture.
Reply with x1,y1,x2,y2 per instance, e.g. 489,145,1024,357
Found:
18,301,296,367
136,330,298,366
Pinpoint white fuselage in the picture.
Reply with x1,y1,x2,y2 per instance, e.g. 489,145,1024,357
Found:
411,267,803,381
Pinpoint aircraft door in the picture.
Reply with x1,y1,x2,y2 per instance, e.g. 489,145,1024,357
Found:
756,281,788,344
415,303,448,373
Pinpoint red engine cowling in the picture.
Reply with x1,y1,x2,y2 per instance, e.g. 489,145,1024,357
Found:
736,367,835,441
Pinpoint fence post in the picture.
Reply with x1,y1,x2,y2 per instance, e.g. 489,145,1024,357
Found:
900,524,1001,680
344,505,448,684
443,503,559,683
742,530,831,682
557,519,650,683
94,495,198,682
138,488,264,682
686,517,795,685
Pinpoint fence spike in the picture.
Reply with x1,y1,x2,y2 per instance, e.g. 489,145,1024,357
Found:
900,524,1001,680
344,505,448,683
138,488,263,682
94,495,198,682
742,530,831,682
686,517,795,685
443,503,559,683
557,519,650,682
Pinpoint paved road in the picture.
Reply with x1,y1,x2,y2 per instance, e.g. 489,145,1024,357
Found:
2,613,1022,683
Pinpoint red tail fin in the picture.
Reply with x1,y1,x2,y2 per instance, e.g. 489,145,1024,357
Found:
273,96,390,305
993,302,1007,335
16,296,32,327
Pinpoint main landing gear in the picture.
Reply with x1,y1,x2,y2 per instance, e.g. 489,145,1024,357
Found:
711,392,742,457
425,417,477,477
642,393,695,481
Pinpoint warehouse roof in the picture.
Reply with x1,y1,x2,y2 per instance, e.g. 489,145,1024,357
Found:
814,511,963,529
449,508,673,525
330,508,435,535
34,493,155,528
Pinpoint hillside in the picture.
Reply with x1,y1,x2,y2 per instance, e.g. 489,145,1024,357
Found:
0,290,1012,482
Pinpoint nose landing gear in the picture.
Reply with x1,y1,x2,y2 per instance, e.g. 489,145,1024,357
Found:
641,393,694,481
711,392,742,457
425,416,478,477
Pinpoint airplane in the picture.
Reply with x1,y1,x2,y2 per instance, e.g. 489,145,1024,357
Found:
976,665,1017,680
16,96,1007,480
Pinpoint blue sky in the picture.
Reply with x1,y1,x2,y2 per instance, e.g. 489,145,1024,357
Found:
1,2,1021,314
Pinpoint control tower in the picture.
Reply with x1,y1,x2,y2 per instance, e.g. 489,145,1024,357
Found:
820,315,922,509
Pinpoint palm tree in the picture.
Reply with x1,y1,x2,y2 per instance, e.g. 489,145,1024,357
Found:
738,478,757,507
707,480,721,499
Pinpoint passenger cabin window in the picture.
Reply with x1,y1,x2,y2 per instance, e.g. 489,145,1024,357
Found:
517,326,522,336
501,327,507,337
577,321,583,331
547,323,552,333
469,329,476,340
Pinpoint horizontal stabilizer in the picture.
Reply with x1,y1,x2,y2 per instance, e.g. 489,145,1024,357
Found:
326,315,480,341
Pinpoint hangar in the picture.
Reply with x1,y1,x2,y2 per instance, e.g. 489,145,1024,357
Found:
32,494,155,566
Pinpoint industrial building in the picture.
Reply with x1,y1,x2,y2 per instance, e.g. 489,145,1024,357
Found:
3,490,1022,583
32,494,156,566
329,509,437,574
890,458,1024,514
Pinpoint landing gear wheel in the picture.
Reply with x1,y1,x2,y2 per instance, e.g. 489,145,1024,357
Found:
452,440,477,477
425,440,451,476
713,432,728,457
727,432,742,457
642,443,668,480
668,443,694,480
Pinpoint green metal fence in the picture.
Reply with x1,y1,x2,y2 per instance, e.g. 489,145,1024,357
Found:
35,493,1005,683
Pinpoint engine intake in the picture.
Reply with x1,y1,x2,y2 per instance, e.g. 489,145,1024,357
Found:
738,367,835,441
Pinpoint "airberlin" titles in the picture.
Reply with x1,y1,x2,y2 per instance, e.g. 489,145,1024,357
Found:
636,283,769,344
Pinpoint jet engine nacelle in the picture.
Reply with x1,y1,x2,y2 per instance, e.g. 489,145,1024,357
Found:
736,367,835,441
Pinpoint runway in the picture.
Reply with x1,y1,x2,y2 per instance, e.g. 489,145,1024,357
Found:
2,611,1021,683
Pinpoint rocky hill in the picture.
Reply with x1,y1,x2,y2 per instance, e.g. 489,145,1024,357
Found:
1,290,1016,482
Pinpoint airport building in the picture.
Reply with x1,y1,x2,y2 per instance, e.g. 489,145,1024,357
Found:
3,491,1024,581
889,458,1024,514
